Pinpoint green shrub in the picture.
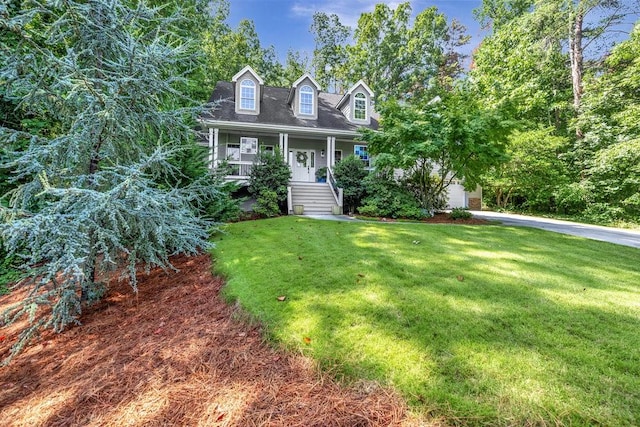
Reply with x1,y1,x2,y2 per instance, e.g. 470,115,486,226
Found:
248,148,291,216
450,207,472,220
622,192,640,219
202,163,243,222
253,190,280,218
581,203,625,224
205,182,243,222
401,168,448,215
360,171,426,219
333,155,367,214
554,182,590,214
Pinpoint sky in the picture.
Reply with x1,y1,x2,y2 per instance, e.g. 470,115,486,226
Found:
226,0,487,62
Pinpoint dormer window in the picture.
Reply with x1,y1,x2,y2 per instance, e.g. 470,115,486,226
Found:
232,66,264,115
289,74,321,119
336,80,373,125
240,79,256,110
354,92,367,120
299,85,314,115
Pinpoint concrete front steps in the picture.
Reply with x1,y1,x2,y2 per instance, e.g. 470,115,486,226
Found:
290,182,339,215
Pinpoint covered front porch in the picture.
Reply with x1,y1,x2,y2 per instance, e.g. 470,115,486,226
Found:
206,128,366,181
205,127,369,214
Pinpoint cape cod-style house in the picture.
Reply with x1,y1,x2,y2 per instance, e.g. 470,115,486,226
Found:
199,65,481,214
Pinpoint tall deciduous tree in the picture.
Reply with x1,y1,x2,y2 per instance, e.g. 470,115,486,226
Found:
473,0,638,215
472,8,574,131
474,0,534,29
576,23,640,218
360,86,509,212
310,12,350,92
476,0,634,123
200,1,294,89
537,0,630,117
482,128,569,209
282,49,310,86
0,0,218,363
347,3,467,102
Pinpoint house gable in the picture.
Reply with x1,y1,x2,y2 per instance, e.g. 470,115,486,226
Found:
231,65,264,116
287,74,322,120
336,80,374,125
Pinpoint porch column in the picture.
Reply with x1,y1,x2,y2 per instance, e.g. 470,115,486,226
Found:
326,137,330,167
279,133,284,155
213,128,219,167
331,137,336,167
283,133,289,164
208,128,214,169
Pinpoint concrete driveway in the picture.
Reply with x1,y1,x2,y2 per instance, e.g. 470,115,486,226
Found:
472,211,640,249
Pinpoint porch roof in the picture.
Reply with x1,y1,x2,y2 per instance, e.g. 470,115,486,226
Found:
200,82,379,135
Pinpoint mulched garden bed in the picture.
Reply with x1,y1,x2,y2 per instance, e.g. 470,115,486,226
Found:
365,212,490,225
0,254,414,426
421,212,489,225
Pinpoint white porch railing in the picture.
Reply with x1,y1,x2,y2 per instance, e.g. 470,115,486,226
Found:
223,160,253,179
327,167,343,214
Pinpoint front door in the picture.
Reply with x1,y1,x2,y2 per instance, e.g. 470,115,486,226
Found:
290,149,315,182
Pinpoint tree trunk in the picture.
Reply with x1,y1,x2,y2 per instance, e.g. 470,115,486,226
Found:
570,8,584,137
81,237,98,303
496,188,504,208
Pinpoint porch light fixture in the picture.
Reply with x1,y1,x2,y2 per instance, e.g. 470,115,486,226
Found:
320,149,325,157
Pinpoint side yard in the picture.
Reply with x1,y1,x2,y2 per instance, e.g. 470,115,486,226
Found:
213,217,640,426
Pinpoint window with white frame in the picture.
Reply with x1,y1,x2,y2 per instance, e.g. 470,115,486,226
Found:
240,137,258,154
354,144,369,167
240,79,256,110
260,144,274,154
354,92,367,120
226,143,240,161
299,85,314,115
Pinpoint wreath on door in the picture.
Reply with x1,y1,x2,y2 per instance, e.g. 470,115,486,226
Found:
296,151,308,166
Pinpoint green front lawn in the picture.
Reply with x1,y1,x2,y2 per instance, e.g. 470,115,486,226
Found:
212,217,640,426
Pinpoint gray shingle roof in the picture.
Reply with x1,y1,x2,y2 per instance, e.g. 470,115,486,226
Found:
201,82,379,132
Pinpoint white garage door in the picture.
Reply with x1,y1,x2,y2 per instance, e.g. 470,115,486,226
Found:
447,184,467,208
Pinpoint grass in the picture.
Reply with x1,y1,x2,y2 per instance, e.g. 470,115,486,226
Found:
211,217,640,426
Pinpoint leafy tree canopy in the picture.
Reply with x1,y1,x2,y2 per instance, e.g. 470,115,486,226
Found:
576,23,640,217
346,2,469,102
310,12,350,92
482,127,570,209
360,84,509,212
200,0,308,89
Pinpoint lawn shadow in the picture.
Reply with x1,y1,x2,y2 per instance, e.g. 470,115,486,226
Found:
242,219,640,425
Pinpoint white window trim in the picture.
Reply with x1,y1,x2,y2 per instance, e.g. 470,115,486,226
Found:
353,92,367,121
299,85,314,115
240,79,256,111
240,137,258,154
260,144,275,153
226,143,240,161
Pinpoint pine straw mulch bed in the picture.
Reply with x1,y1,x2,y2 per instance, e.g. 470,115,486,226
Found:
422,212,488,225
0,253,422,427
